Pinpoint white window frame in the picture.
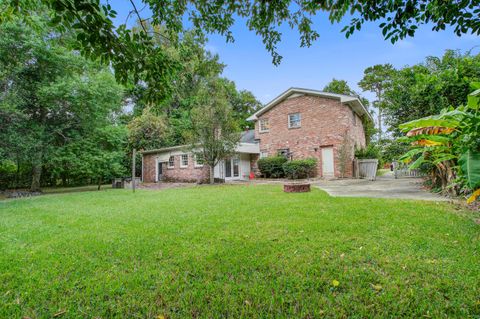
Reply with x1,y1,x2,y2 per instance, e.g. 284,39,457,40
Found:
180,154,189,168
352,111,357,126
260,151,268,159
194,154,204,168
288,113,301,128
259,118,270,133
168,156,175,169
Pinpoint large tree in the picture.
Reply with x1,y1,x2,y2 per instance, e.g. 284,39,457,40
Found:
382,50,480,136
1,1,478,100
0,20,125,191
187,79,240,184
358,64,395,141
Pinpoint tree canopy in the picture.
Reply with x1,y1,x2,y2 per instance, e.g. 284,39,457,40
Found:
382,50,480,136
0,19,126,190
2,0,478,101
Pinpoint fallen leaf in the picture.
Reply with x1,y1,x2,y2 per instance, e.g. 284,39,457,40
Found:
371,284,382,291
53,310,66,317
157,315,165,319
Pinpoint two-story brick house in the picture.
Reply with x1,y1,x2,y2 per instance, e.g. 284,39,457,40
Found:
141,87,372,182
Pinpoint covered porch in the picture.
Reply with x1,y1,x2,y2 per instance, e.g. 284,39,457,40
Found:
214,143,259,181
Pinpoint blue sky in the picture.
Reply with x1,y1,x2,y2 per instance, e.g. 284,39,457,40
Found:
111,2,479,104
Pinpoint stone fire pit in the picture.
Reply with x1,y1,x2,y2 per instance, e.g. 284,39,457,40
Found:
283,182,311,193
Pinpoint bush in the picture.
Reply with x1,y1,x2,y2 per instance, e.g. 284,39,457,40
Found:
257,156,287,178
355,143,384,168
282,158,318,179
355,143,381,159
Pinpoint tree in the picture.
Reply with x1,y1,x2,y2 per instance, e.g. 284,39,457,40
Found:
358,64,395,140
127,107,168,151
2,1,478,99
382,50,480,136
323,78,370,107
0,20,125,190
187,79,240,184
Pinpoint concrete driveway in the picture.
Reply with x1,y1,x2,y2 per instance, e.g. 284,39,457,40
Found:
314,172,448,201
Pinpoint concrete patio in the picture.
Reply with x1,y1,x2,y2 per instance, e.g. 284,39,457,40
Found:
313,171,449,201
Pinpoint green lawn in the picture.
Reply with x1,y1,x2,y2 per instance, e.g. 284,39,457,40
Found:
0,185,479,318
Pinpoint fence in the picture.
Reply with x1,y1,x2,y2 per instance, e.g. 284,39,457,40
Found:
392,161,424,179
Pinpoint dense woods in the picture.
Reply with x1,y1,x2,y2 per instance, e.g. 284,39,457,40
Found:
0,18,261,190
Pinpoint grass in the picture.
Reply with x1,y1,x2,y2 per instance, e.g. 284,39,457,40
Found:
376,168,390,176
0,185,479,318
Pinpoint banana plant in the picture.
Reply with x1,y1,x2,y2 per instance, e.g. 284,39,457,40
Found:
398,83,480,202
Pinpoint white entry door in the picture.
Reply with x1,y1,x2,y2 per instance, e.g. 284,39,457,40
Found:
321,147,334,176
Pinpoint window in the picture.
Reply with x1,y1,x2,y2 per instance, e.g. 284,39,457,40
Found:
260,151,269,159
278,148,290,159
168,156,175,168
288,113,301,128
194,154,204,168
352,110,357,126
259,118,270,132
180,154,188,168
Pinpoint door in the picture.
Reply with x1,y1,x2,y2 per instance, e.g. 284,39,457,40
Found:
156,160,163,182
321,147,334,176
224,157,240,180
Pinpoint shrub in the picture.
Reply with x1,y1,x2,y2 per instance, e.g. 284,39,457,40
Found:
257,156,288,178
282,158,318,179
355,143,381,159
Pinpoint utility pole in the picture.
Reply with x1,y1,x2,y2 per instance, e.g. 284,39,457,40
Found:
132,148,136,193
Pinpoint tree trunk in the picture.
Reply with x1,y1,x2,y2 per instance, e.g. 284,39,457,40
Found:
377,106,382,141
15,156,20,189
97,177,102,190
31,159,42,192
209,165,214,184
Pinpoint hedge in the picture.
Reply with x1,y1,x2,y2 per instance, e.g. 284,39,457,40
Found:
257,156,287,178
282,158,318,179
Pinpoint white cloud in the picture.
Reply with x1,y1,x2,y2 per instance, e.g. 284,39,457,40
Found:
394,40,414,49
204,44,218,54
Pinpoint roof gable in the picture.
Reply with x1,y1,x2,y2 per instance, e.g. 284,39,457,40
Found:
247,87,373,122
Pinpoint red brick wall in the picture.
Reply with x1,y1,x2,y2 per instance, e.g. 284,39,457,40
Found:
142,153,210,183
254,95,366,178
142,154,156,183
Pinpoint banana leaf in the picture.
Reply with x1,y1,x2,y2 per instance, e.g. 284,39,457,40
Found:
409,155,425,170
399,118,460,132
433,154,457,165
459,149,480,190
398,148,424,162
401,134,451,143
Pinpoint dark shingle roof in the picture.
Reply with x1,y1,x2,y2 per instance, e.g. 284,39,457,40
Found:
240,129,256,143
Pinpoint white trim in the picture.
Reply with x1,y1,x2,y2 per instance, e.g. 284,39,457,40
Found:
246,87,373,122
194,154,204,168
259,118,269,133
167,155,175,169
288,113,301,129
180,154,189,168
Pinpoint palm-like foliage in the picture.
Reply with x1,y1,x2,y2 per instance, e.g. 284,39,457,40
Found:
399,84,480,202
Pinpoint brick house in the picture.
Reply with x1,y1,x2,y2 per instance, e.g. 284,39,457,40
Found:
141,87,372,182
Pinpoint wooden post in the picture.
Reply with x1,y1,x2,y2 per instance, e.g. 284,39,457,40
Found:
132,148,136,193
